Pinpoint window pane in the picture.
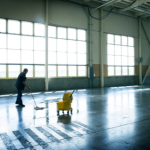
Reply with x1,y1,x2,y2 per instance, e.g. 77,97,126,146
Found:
129,67,134,75
122,46,128,56
48,38,56,51
78,30,86,41
68,66,76,76
68,28,76,40
122,56,127,66
34,37,45,50
0,49,6,63
8,50,20,63
122,67,128,75
22,65,33,77
58,66,66,77
115,35,121,45
115,67,121,75
35,66,45,77
9,65,20,78
57,39,67,52
22,36,33,50
78,54,86,65
58,27,66,39
108,55,114,65
108,66,114,76
115,56,121,65
8,20,20,34
34,23,45,36
108,44,114,55
0,34,6,48
115,45,121,55
34,51,45,64
48,26,56,38
68,53,76,64
48,52,56,64
0,65,6,78
57,52,67,64
128,47,134,56
78,66,86,76
128,37,134,46
0,19,6,32
78,41,86,53
107,34,114,44
68,40,76,52
48,66,56,77
129,57,134,66
22,21,33,35
8,35,20,49
122,36,127,45
22,50,33,64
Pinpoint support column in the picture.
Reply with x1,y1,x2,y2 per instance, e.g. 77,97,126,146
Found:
139,18,142,85
100,9,104,87
45,0,49,91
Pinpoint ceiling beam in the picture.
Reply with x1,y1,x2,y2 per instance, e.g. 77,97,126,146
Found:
122,0,150,11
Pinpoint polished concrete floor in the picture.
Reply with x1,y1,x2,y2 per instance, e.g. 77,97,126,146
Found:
1,85,150,150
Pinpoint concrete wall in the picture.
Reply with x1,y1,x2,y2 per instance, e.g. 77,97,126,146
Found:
1,0,150,94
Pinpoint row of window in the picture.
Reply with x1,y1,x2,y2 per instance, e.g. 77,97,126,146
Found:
0,65,86,78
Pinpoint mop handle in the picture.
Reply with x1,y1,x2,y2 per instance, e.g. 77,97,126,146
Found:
70,90,75,98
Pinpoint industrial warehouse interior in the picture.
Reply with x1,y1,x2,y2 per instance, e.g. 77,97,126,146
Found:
1,0,150,149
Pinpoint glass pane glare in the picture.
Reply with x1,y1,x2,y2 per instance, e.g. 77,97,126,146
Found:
115,56,121,65
115,35,121,45
34,23,45,36
129,57,134,66
129,67,134,75
34,37,45,50
9,65,20,77
107,34,114,44
35,66,45,77
128,47,134,56
78,66,86,76
48,38,56,51
68,40,76,52
78,54,86,65
48,66,56,77
48,52,56,64
108,44,114,55
8,35,20,49
115,45,121,55
58,27,66,39
115,67,121,75
8,20,20,34
122,56,127,66
108,67,114,76
48,26,56,38
8,50,20,63
128,37,134,46
108,55,114,65
34,51,45,64
22,65,33,77
22,50,33,64
68,66,76,76
0,49,6,63
0,65,6,78
122,36,127,45
78,41,86,53
122,67,128,75
57,39,67,52
22,22,33,35
58,66,66,76
122,46,128,56
0,34,6,48
68,28,76,40
78,30,86,41
22,36,33,50
57,52,67,64
0,19,6,32
68,53,76,64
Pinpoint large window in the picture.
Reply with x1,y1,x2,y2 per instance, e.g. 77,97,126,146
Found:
107,34,135,76
0,18,87,78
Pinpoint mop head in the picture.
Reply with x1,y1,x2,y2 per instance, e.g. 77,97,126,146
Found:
34,107,45,110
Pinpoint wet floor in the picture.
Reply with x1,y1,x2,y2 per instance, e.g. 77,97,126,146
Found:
0,85,150,149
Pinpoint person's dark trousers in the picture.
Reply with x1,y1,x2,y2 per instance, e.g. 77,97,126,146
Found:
16,88,23,105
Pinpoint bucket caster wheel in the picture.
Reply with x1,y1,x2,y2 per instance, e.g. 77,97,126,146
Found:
67,111,69,115
70,110,72,114
57,111,59,115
